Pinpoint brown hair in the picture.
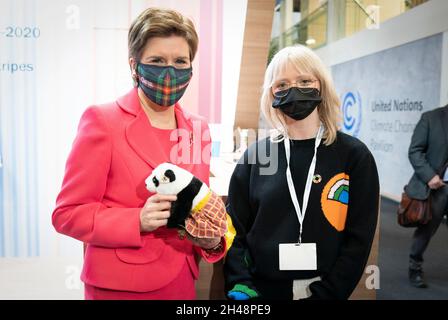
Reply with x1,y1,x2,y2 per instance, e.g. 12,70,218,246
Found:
128,7,199,62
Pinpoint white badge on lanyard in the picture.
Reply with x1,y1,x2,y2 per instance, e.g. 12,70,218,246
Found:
278,124,323,271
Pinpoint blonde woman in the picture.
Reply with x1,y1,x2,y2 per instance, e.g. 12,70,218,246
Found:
223,45,380,300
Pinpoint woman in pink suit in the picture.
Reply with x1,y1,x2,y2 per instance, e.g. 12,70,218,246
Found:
52,7,225,300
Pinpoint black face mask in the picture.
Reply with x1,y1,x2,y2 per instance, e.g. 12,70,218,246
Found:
272,87,322,121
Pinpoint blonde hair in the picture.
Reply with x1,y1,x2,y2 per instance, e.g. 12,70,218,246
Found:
128,8,199,62
261,45,341,145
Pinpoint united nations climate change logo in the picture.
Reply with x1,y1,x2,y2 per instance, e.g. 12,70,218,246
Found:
341,91,362,137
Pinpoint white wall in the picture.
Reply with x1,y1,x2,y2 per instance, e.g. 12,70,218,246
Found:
218,0,247,153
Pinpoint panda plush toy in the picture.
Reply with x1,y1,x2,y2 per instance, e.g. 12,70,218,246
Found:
145,162,227,239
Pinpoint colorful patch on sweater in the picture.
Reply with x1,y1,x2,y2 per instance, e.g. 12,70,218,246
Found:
320,173,350,231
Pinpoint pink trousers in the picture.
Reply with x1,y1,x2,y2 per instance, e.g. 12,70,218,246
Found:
84,260,196,300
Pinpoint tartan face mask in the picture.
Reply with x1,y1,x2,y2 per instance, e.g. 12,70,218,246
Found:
136,63,193,107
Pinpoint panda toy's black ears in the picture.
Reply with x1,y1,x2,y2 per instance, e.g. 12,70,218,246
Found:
164,169,176,182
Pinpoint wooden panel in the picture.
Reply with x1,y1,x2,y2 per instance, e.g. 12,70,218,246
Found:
196,196,228,300
234,0,276,130
196,259,216,300
349,199,381,300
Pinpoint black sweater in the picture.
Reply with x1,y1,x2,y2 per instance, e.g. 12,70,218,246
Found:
223,131,379,300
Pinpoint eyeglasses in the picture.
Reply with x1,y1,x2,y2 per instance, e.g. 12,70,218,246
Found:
271,78,319,98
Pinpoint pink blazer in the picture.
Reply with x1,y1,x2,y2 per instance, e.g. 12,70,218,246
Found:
52,88,224,292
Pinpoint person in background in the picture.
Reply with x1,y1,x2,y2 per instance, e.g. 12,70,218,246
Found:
406,105,448,288
52,7,225,300
223,45,380,300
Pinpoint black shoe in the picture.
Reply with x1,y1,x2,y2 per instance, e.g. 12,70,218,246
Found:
409,269,428,288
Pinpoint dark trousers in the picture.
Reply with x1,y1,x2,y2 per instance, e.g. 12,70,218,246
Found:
253,278,293,300
410,185,448,264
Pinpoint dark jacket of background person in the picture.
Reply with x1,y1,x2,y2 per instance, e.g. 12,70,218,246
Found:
406,105,448,200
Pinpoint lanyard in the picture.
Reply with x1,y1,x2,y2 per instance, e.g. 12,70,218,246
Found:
284,124,323,244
